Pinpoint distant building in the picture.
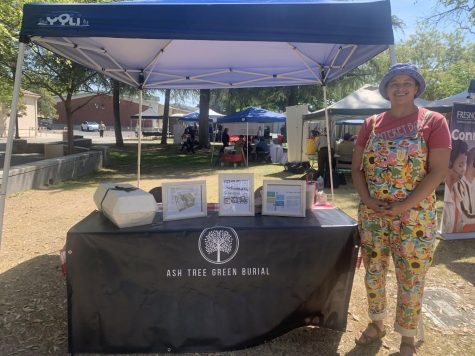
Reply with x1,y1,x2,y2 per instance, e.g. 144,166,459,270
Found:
55,93,191,130
0,90,41,138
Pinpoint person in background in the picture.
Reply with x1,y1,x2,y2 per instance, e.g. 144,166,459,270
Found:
336,132,354,156
180,126,195,154
99,121,106,138
216,124,223,142
234,134,247,165
220,127,230,153
352,63,451,356
208,124,214,142
234,134,246,148
280,123,287,143
311,129,321,154
263,126,271,140
316,128,334,185
442,139,468,233
257,126,263,139
255,137,270,162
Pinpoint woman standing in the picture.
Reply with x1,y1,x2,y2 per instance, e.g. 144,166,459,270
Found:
352,63,451,355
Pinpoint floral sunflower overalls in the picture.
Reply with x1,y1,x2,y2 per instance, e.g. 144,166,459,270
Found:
358,110,436,337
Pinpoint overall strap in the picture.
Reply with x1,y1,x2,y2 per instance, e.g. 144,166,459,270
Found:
370,114,380,134
360,114,381,171
418,109,432,132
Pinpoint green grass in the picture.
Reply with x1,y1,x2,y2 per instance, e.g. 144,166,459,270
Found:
109,143,212,172
62,143,447,222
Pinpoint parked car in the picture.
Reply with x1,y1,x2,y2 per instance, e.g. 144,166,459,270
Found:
38,118,53,130
81,121,100,131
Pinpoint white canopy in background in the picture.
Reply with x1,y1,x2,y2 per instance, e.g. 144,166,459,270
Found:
304,84,431,122
426,90,471,114
179,109,224,122
0,0,394,245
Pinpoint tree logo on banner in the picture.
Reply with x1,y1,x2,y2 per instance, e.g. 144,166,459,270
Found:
198,226,239,265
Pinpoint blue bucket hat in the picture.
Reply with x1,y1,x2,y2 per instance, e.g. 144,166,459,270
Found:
379,63,426,100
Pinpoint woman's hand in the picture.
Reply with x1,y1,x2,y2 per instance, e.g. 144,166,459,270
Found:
363,198,390,214
383,201,411,216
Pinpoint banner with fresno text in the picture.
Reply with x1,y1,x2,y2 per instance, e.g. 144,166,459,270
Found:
441,102,475,239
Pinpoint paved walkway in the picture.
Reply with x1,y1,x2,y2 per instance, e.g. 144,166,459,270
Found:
0,130,125,145
0,130,127,169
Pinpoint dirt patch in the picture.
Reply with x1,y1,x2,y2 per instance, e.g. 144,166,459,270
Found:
0,167,474,355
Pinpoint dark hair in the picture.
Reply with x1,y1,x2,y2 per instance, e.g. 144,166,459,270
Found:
467,147,475,168
449,139,468,168
343,133,352,141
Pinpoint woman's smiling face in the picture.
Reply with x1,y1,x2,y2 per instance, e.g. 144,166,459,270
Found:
386,74,418,103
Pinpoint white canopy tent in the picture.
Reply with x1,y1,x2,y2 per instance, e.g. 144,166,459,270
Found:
302,84,431,143
179,109,224,122
304,84,432,121
1,0,394,245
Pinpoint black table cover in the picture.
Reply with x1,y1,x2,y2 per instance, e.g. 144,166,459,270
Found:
66,208,359,353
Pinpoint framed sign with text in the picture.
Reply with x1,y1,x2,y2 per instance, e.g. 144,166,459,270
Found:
262,180,306,217
162,180,207,221
218,173,255,216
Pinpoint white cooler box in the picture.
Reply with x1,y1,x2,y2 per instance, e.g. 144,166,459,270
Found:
93,183,158,228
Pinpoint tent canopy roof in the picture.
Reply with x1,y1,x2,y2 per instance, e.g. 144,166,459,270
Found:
131,107,161,118
20,0,394,89
180,109,224,121
217,106,285,123
425,90,471,113
304,84,431,120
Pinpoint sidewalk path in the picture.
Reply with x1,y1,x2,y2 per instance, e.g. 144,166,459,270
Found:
0,130,123,169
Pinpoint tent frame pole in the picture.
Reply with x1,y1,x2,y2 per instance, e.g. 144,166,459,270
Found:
322,85,335,199
246,122,249,167
210,122,217,166
137,90,143,187
0,42,26,248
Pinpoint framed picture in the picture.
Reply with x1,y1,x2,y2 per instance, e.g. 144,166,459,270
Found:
262,180,306,217
162,180,207,221
218,173,254,216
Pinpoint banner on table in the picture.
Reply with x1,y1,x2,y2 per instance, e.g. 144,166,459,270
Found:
441,102,475,239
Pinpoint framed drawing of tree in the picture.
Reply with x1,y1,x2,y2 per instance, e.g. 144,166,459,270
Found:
162,180,207,221
262,180,306,217
218,173,254,216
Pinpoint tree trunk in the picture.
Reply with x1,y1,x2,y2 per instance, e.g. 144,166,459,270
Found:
286,86,299,107
112,80,124,147
65,94,74,155
199,89,210,148
161,89,170,145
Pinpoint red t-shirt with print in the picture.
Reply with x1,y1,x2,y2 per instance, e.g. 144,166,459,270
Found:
355,107,451,150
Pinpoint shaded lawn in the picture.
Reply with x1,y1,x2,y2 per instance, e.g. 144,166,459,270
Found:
109,143,213,173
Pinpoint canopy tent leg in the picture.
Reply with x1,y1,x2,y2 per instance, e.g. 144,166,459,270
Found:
322,85,335,200
137,90,143,187
210,123,218,166
246,122,249,167
389,45,396,66
0,42,26,248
